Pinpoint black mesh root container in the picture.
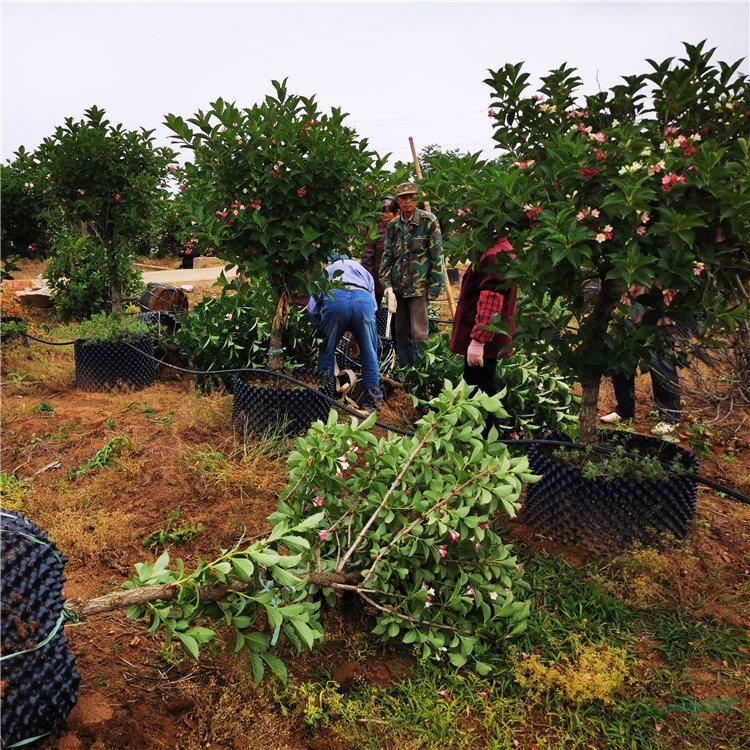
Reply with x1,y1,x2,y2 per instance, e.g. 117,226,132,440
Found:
1,510,80,747
522,431,699,557
74,337,157,392
232,372,334,439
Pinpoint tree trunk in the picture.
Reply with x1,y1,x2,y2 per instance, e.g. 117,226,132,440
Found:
269,290,291,371
70,571,360,619
579,377,602,446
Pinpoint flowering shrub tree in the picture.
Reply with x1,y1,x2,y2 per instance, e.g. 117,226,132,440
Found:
84,383,533,676
479,41,749,443
1,147,52,279
165,80,387,369
35,106,175,314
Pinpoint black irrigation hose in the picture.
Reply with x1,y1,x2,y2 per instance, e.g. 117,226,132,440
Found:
25,332,79,346
14,334,750,504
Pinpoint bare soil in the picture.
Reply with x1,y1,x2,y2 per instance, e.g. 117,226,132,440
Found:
1,260,749,749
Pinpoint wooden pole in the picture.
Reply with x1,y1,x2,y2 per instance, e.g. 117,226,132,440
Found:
408,137,456,318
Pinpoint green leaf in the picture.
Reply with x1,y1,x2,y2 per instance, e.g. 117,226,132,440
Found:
176,632,200,660
250,651,265,684
231,557,255,582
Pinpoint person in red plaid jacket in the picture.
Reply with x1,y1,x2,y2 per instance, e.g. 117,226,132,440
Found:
450,235,517,434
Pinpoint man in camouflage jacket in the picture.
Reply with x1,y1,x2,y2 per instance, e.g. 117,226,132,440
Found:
379,182,444,367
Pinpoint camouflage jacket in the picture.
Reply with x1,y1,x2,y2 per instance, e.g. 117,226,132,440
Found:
379,208,444,299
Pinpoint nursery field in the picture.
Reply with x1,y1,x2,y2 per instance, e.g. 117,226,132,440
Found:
2,262,750,750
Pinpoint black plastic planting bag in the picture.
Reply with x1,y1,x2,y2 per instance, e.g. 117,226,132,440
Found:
1,510,79,748
74,338,157,392
523,431,699,556
232,373,334,439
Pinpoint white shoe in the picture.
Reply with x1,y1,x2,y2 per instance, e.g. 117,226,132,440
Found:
600,412,623,424
651,421,677,435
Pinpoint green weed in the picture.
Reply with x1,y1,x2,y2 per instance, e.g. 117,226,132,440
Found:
68,435,127,479
0,472,25,511
141,506,203,549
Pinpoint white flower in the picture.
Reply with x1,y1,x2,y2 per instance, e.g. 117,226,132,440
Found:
428,588,435,596
424,601,432,608
489,591,498,601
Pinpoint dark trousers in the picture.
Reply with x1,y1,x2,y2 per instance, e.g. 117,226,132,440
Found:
463,358,500,437
612,355,681,423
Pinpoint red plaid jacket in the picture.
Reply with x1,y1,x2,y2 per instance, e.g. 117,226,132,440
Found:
449,237,517,359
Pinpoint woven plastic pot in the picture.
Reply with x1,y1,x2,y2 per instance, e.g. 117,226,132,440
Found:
523,431,699,556
232,372,333,439
74,337,157,392
1,510,79,747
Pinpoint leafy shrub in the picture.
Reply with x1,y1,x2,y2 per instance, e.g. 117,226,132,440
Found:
401,331,579,439
551,445,686,481
167,80,388,367
46,233,144,321
0,148,52,275
0,319,28,343
127,382,537,675
174,277,323,385
37,105,175,310
76,313,150,346
399,331,464,404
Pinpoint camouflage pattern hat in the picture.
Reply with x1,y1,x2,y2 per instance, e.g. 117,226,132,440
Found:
394,182,419,197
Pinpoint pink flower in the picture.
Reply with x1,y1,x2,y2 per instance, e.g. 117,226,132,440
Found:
576,210,587,223
319,529,330,541
297,187,307,198
661,173,685,193
591,208,600,218
448,530,460,542
314,495,324,507
636,226,647,236
77,188,86,196
487,109,495,118
466,587,475,599
478,522,489,530
438,544,448,559
654,722,664,732
114,194,121,202
641,212,650,224
592,132,605,143
438,689,450,699
179,184,187,191
311,241,321,248
456,208,465,217
479,691,489,699
693,262,705,276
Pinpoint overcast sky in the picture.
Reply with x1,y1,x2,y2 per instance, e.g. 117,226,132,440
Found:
2,1,749,167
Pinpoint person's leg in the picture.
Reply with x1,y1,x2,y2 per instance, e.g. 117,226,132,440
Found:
394,295,415,367
317,292,348,385
463,358,499,437
650,357,681,423
349,291,383,406
611,373,636,418
409,292,430,356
